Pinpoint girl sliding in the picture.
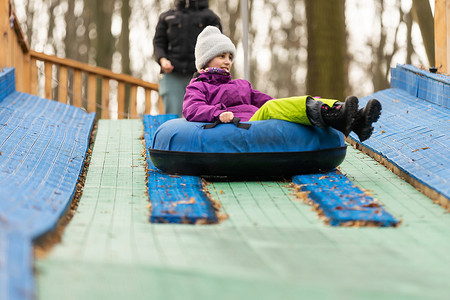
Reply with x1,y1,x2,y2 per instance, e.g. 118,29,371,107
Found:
183,26,381,142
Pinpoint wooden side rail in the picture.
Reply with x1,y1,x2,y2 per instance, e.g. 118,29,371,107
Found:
435,0,450,73
29,50,163,119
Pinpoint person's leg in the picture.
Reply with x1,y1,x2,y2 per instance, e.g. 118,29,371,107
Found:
158,74,169,113
250,95,358,137
249,96,337,125
320,96,359,136
250,95,380,140
159,73,191,116
305,97,339,127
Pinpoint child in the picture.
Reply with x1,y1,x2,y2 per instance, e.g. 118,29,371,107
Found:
183,26,381,142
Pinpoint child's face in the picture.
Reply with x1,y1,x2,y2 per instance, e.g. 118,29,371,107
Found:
206,53,233,72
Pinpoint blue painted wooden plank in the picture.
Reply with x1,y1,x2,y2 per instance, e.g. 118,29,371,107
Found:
143,115,218,224
398,64,450,85
391,64,450,108
1,232,35,300
293,170,400,227
0,68,96,300
0,95,94,234
351,91,450,198
350,65,450,201
0,68,15,102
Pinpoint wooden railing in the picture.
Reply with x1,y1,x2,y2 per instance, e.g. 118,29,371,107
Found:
1,0,162,119
435,0,450,73
29,51,162,119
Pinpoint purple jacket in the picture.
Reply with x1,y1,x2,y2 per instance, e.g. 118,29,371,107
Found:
183,68,273,122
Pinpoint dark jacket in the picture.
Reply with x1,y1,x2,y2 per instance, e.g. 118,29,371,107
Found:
153,0,222,74
183,68,274,122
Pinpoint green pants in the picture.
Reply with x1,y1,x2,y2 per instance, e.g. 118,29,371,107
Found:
249,96,337,125
159,72,192,116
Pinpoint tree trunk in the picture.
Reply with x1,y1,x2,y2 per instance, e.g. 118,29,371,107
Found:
120,0,131,75
411,0,435,66
64,0,77,59
90,0,114,69
405,10,413,65
25,0,34,46
305,0,347,100
371,0,389,92
120,0,131,115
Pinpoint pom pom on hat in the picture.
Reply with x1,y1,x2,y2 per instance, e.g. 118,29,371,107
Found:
195,26,236,71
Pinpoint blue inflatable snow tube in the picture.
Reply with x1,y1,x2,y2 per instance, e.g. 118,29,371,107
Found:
150,118,346,177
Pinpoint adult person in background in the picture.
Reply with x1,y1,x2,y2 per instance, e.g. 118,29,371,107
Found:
153,0,222,116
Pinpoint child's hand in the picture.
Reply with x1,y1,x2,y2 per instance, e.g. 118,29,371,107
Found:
219,111,234,123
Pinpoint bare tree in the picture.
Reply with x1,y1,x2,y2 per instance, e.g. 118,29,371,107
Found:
15,0,434,102
24,0,34,46
411,0,434,66
89,0,114,68
64,0,78,60
120,0,131,75
405,8,413,65
306,0,347,100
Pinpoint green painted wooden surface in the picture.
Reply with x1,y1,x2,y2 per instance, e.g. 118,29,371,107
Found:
36,120,450,300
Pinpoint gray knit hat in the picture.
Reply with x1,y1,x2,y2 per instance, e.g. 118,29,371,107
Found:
195,26,236,71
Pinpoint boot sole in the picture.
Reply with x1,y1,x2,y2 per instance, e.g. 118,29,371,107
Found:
356,99,382,142
343,96,359,136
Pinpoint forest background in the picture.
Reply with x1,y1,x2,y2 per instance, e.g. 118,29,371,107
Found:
13,0,435,108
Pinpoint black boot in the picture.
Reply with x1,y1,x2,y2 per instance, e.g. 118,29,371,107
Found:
321,96,359,136
352,99,382,142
